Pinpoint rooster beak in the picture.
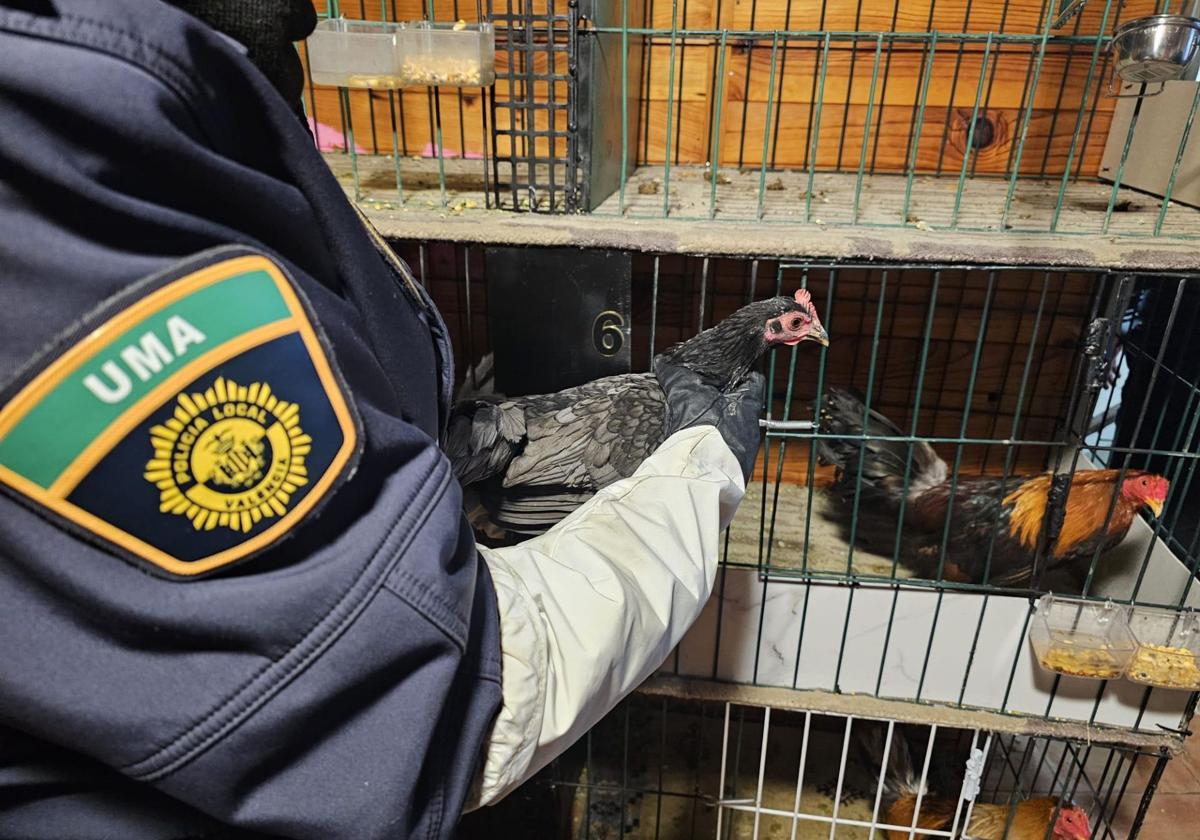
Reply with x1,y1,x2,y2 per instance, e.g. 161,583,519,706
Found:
1147,497,1164,517
810,325,830,347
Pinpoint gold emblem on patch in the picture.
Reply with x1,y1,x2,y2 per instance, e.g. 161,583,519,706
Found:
143,376,311,533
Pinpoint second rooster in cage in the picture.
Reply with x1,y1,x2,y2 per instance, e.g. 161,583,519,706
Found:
447,289,827,540
817,388,1169,590
862,724,1091,840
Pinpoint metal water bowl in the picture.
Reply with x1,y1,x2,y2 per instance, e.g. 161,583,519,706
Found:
1109,14,1200,97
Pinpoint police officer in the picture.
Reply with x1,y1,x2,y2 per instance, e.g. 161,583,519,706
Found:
0,2,764,838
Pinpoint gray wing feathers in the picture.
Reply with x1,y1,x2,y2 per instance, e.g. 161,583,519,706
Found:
505,373,664,490
446,400,526,486
596,385,666,477
449,372,667,537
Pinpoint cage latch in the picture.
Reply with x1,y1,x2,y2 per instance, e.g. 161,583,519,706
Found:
1084,316,1114,393
959,747,985,802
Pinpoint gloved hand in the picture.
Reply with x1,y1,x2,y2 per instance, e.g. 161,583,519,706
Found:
654,354,766,482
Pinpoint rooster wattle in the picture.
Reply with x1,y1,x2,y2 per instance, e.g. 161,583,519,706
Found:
817,387,1168,589
447,290,828,538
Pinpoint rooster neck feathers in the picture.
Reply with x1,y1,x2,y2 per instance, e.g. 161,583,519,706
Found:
658,296,804,389
1004,470,1144,557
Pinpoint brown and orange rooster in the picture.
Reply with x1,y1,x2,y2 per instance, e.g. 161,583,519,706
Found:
862,724,1091,840
817,388,1168,589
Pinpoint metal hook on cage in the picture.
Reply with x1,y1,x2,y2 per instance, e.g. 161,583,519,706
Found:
1052,0,1090,30
1106,77,1167,99
760,419,815,431
1083,316,1114,393
703,795,756,809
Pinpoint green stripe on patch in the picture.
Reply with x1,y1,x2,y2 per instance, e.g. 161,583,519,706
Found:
0,270,291,489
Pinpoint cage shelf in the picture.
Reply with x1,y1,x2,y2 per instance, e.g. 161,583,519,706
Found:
664,461,1199,740
329,155,1200,270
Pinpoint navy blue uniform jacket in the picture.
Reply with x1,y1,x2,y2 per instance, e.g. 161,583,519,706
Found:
0,1,502,837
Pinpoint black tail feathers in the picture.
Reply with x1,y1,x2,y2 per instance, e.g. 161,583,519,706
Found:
815,387,946,505
858,723,921,801
859,723,981,807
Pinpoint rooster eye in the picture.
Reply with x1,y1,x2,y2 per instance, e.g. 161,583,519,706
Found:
789,318,802,329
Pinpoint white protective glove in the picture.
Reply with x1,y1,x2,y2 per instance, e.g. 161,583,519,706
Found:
466,425,745,807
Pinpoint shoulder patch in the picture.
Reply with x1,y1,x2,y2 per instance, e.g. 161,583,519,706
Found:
0,250,361,577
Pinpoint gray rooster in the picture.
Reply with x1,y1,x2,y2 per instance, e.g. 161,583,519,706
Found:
446,289,829,540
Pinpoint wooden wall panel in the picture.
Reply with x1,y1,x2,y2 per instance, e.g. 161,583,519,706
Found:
721,44,1102,109
715,102,1112,173
722,0,1159,35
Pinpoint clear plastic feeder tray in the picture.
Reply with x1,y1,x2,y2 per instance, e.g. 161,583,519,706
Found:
1029,595,1135,680
396,22,495,87
305,19,495,89
1127,606,1200,690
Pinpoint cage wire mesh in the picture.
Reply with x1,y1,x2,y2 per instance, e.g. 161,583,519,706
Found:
459,693,1167,838
307,0,1200,236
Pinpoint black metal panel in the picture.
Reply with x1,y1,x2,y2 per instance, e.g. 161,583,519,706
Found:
485,247,631,395
577,0,646,211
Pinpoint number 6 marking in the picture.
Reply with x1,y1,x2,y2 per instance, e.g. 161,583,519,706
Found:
593,310,625,356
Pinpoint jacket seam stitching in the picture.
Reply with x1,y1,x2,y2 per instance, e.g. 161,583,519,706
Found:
383,567,468,652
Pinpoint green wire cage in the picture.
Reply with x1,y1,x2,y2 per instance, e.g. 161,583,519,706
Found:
308,0,1200,240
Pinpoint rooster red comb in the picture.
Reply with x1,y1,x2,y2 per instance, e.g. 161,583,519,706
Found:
794,288,812,308
1054,805,1090,839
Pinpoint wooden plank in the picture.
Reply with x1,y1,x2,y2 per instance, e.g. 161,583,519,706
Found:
308,86,493,156
722,0,1160,36
638,101,717,162
315,0,1159,36
646,0,718,30
718,42,1107,110
642,42,720,103
711,102,1112,173
639,675,1186,753
308,85,573,159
